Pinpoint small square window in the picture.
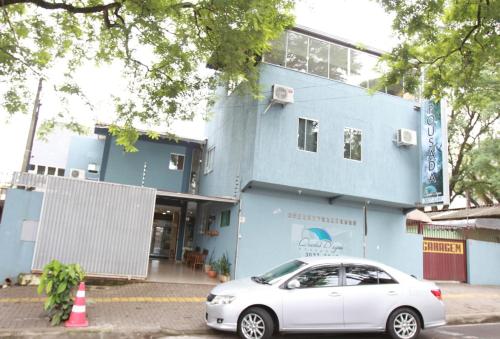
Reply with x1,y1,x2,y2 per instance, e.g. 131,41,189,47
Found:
28,164,35,171
204,147,215,174
220,210,230,227
344,128,362,161
298,118,318,152
57,168,65,177
36,165,46,175
47,167,56,176
169,154,185,171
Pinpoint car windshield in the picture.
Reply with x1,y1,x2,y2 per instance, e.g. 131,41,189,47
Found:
257,260,306,284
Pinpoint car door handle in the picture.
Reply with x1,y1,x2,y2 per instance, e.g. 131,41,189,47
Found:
387,291,398,296
328,292,341,297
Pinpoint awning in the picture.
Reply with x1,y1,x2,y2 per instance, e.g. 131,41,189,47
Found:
406,209,432,223
427,218,500,230
156,190,238,204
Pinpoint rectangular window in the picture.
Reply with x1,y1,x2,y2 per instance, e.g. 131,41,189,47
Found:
169,154,185,171
204,147,215,174
28,164,35,171
47,167,56,176
298,118,318,152
286,32,308,72
329,43,348,81
57,168,65,177
220,210,230,227
36,165,46,175
308,38,328,77
344,128,362,161
263,32,287,66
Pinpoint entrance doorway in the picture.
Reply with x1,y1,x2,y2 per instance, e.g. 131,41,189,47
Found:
150,205,181,259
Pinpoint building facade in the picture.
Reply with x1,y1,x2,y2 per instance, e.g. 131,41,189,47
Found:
0,26,465,282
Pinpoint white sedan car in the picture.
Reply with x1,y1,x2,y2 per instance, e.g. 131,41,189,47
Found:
206,256,445,339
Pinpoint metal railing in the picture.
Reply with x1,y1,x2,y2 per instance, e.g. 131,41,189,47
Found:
0,172,48,189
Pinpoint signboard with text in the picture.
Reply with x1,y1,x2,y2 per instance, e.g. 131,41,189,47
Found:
421,101,449,206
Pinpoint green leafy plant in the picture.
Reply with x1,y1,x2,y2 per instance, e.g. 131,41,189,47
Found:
37,260,85,325
218,252,232,276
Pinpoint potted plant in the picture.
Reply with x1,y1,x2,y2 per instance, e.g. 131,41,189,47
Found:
207,256,218,279
218,252,231,283
205,250,214,273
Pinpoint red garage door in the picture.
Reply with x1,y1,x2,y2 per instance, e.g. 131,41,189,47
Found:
423,238,467,282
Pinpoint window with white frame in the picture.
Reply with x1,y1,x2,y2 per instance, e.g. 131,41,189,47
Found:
344,128,362,161
169,153,185,170
204,146,215,174
298,118,318,152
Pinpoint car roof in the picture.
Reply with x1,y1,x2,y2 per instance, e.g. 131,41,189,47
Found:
297,256,393,267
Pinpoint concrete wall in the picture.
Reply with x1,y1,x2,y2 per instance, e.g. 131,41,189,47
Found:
366,205,423,278
467,239,500,285
232,188,422,279
0,189,43,281
193,202,239,277
252,64,420,207
199,88,258,198
103,136,195,192
66,135,105,181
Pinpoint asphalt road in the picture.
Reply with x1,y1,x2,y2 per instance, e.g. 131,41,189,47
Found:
170,323,500,339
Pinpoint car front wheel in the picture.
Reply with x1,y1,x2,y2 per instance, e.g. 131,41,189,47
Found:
387,307,421,339
237,307,274,339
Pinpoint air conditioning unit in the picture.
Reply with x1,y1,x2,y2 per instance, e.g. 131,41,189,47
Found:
272,84,294,104
69,168,86,180
397,128,417,146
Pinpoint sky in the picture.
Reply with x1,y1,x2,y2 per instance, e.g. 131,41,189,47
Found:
0,0,396,174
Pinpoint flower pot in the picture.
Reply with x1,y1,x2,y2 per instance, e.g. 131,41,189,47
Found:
207,270,217,278
219,274,229,283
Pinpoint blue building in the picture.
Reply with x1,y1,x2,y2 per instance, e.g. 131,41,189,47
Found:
1,26,441,282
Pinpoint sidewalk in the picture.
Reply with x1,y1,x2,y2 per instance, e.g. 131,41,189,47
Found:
438,283,500,325
0,281,499,337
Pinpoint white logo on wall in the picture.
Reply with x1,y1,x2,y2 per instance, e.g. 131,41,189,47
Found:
294,226,345,257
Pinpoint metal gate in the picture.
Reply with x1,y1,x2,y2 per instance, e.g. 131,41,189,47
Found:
423,238,467,282
32,176,156,279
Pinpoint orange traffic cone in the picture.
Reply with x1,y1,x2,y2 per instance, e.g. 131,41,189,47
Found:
65,282,89,327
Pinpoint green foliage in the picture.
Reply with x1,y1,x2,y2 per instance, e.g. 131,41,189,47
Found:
218,252,231,276
37,260,85,326
377,0,499,205
456,137,500,205
1,0,295,149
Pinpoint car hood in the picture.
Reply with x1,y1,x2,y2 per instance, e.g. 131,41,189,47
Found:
210,277,270,296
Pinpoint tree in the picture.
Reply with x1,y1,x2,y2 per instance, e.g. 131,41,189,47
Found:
0,0,294,150
376,0,499,205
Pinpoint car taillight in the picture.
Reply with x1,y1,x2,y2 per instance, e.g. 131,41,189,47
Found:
431,289,442,300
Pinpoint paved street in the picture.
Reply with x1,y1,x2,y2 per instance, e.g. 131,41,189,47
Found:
172,323,500,339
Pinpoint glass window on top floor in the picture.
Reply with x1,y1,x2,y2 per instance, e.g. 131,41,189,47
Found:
264,32,287,66
348,50,382,89
329,43,348,81
286,31,308,72
308,38,329,77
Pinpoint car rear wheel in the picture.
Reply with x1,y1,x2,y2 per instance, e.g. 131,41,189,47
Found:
237,307,274,339
387,307,421,339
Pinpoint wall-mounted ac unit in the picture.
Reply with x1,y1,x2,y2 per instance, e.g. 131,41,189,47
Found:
272,84,294,104
69,168,86,180
397,128,417,146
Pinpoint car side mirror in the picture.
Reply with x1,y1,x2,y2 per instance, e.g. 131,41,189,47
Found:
287,279,300,289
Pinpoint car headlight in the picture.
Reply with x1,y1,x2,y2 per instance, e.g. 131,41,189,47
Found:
210,295,236,305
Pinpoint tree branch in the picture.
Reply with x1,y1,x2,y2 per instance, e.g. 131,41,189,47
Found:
1,0,121,14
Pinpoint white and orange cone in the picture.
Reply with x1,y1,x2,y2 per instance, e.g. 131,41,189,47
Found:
65,282,89,327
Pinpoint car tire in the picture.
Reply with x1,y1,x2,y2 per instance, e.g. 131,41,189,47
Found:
387,307,421,339
237,307,274,339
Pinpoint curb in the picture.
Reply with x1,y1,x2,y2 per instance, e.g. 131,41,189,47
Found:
0,327,217,338
446,312,500,326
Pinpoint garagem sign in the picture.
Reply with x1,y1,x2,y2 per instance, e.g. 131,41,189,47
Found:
421,101,449,205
